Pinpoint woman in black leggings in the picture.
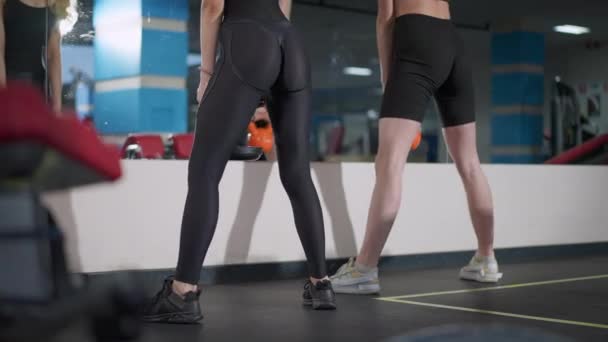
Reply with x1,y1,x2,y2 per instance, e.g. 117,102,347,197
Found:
143,0,336,323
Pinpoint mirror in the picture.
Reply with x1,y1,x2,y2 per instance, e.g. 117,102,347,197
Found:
3,0,606,164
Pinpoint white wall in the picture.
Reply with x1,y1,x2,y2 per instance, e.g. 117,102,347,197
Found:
43,161,608,274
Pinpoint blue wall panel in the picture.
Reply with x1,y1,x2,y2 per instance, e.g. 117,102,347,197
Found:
139,88,188,133
95,90,140,134
491,114,543,146
492,31,545,65
141,30,188,77
142,0,188,20
491,73,544,107
491,154,544,164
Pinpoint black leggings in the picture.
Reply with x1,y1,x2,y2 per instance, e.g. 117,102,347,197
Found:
175,18,327,284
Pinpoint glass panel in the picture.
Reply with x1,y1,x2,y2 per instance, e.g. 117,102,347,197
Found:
3,0,607,164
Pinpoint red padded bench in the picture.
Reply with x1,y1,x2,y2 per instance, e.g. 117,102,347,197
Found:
0,82,121,189
545,134,608,164
170,133,194,159
121,135,165,159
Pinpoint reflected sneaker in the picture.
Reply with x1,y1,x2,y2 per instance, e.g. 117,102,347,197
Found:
141,276,203,324
303,279,337,310
330,258,380,295
459,254,503,283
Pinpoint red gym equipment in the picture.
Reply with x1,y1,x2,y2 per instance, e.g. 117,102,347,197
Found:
0,83,141,341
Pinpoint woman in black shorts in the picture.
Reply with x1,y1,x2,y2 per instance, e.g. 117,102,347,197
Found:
143,0,336,323
332,0,503,294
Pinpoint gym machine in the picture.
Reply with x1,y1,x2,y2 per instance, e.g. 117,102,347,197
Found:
0,84,143,342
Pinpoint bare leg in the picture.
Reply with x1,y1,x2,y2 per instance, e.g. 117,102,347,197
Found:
356,118,421,267
443,122,494,257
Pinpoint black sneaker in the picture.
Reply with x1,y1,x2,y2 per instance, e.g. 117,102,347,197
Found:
141,277,203,324
303,279,337,310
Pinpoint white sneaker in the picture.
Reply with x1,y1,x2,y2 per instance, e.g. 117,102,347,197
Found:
459,254,503,283
330,258,380,295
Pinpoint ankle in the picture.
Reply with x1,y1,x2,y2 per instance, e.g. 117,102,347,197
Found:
355,255,377,270
475,250,496,262
476,247,494,258
172,280,198,297
354,261,376,273
310,276,329,285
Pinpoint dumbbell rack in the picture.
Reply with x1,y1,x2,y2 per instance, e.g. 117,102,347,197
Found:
122,131,264,160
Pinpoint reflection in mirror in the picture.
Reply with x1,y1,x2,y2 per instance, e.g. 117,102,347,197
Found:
6,0,606,164
1,0,78,114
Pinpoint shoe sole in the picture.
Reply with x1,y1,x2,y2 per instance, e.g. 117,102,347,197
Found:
333,283,380,295
142,312,203,324
459,269,503,283
303,298,337,310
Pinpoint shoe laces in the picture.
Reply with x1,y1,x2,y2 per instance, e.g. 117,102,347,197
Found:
304,279,332,291
334,258,356,278
315,280,332,290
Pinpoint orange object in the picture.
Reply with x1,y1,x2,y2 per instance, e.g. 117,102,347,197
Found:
248,121,274,154
411,131,422,150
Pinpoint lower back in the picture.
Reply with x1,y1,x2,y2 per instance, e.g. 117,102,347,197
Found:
394,0,450,20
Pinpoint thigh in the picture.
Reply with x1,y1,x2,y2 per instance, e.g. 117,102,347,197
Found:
443,122,479,161
380,62,437,122
267,88,311,165
189,59,263,177
382,16,454,122
376,118,421,171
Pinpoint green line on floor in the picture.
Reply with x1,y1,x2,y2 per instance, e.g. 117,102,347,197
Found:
379,274,608,300
378,298,608,330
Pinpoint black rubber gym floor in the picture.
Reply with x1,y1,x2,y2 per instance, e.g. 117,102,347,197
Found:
140,255,608,342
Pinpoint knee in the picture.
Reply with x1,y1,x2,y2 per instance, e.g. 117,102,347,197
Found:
455,158,482,182
374,152,403,184
187,159,220,189
279,163,311,193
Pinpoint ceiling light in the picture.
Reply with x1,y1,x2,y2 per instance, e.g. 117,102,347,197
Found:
554,25,590,35
343,67,372,77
